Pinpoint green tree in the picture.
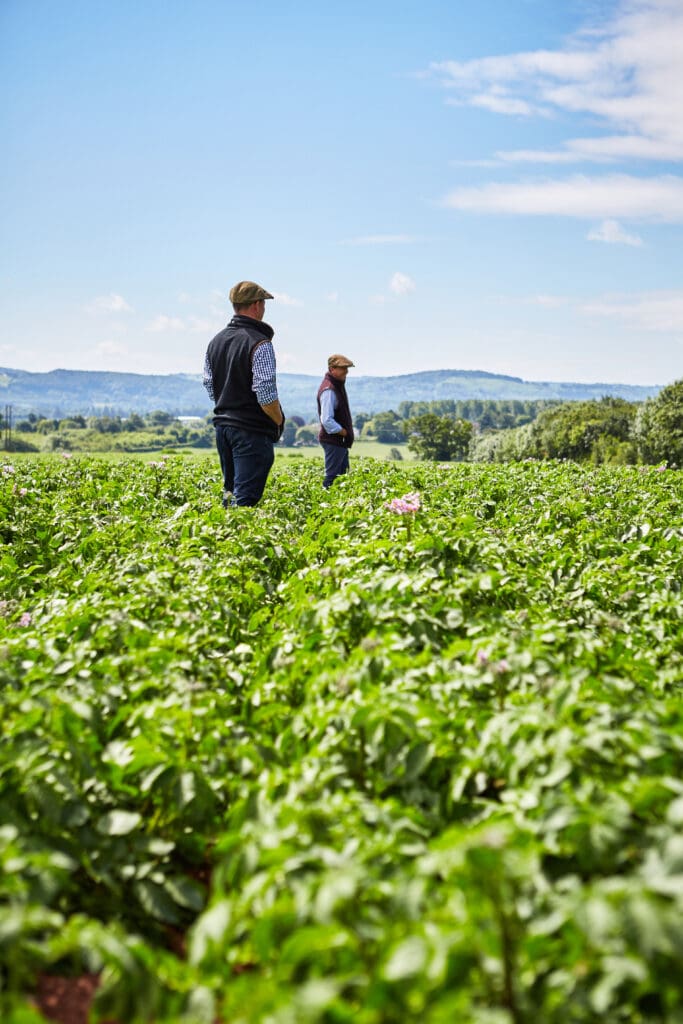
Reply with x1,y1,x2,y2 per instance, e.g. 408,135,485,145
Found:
634,379,683,466
281,420,297,446
369,410,405,444
47,434,72,451
36,418,59,434
146,410,174,426
406,414,473,461
470,422,534,463
92,416,122,434
524,397,637,462
295,424,319,446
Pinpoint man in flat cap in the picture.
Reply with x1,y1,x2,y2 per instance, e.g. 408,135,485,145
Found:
317,354,355,488
203,281,285,506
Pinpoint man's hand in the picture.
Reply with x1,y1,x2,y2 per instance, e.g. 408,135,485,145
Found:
261,399,285,428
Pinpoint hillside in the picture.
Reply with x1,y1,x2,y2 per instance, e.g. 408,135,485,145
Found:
0,365,662,421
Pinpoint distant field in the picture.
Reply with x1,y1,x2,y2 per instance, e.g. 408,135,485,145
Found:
277,439,416,461
2,439,417,462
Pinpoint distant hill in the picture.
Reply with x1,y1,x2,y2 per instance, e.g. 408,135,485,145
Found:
0,366,663,421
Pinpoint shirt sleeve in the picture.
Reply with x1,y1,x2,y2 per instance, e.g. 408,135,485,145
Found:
252,341,279,406
320,388,343,433
202,352,215,401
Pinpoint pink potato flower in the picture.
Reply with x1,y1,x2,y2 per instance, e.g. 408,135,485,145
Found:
386,492,421,515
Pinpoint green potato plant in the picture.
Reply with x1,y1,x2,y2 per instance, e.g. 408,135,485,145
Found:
1,455,682,1022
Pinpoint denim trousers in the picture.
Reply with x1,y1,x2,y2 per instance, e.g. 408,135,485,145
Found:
215,424,275,506
321,443,349,488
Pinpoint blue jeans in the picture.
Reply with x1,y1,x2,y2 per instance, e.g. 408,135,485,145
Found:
321,443,349,488
215,424,275,506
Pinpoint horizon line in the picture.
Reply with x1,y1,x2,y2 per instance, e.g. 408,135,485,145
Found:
0,364,665,390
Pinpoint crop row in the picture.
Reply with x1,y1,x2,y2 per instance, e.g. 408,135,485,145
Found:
1,455,682,1022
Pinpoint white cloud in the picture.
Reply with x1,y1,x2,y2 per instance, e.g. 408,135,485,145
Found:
389,272,416,296
581,289,683,332
144,314,217,334
432,49,600,88
85,293,133,314
587,218,643,245
443,173,683,221
494,148,582,165
497,133,683,166
430,1,683,166
275,350,298,368
146,315,185,333
96,341,128,356
326,291,339,303
468,90,543,117
186,317,216,333
272,292,303,307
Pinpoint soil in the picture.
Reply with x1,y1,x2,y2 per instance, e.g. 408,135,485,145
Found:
33,972,114,1024
30,860,214,1023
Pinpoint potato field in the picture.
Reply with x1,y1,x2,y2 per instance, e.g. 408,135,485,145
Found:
1,455,682,1023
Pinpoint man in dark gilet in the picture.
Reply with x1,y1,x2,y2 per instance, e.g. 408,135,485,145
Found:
203,281,285,506
317,354,355,488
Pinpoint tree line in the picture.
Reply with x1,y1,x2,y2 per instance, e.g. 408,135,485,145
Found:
2,383,681,466
1,411,214,453
398,383,683,467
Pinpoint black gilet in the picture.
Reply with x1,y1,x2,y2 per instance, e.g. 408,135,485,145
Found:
205,315,279,440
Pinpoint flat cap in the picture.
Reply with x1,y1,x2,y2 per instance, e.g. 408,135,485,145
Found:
229,281,274,304
328,353,355,368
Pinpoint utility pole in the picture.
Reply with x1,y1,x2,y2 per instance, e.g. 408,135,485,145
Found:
3,404,12,450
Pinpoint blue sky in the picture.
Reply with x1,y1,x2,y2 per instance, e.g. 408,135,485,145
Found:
1,0,681,386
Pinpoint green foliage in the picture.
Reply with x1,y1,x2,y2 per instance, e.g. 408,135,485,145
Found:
1,438,39,454
1,455,682,1021
399,397,558,431
472,397,639,465
406,413,473,461
634,378,683,468
365,410,406,444
295,423,319,445
5,411,215,454
280,419,297,446
86,415,123,433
